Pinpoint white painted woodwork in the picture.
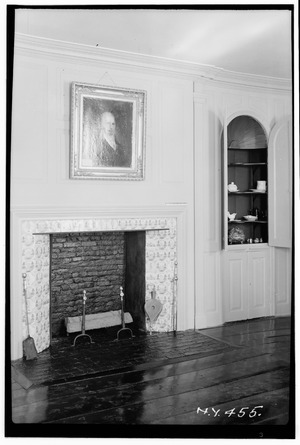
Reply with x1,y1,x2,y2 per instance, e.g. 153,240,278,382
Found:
160,83,186,184
193,78,292,328
223,252,248,322
222,114,229,250
268,117,292,319
269,116,292,248
248,249,271,318
11,60,48,182
14,33,292,91
10,35,293,354
218,109,292,324
223,249,271,322
274,247,292,316
11,50,194,209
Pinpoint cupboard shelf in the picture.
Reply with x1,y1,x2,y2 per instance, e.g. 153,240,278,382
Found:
228,191,267,195
228,147,267,150
228,162,267,166
228,220,268,224
224,115,268,249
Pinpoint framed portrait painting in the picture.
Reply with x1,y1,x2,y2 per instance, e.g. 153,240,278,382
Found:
70,82,146,180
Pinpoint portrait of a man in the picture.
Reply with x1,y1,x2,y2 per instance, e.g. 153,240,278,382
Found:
71,82,146,180
90,111,129,167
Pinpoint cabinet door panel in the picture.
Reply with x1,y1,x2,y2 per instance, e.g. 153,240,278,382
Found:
269,116,292,248
275,247,292,316
223,252,248,322
248,250,271,318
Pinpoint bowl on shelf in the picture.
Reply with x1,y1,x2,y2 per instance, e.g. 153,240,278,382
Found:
243,215,257,222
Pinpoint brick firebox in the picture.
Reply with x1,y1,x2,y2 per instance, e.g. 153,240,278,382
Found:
50,231,147,337
50,232,126,336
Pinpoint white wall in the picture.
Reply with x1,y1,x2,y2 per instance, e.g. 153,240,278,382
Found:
10,36,197,360
10,34,293,358
11,41,194,209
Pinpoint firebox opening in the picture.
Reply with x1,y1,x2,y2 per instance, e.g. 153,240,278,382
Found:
50,231,146,340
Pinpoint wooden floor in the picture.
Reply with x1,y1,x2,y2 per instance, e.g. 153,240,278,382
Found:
8,316,294,438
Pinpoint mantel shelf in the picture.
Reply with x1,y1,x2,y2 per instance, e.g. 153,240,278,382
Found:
33,228,170,235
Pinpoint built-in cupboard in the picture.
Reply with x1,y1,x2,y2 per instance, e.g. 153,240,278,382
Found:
222,113,292,323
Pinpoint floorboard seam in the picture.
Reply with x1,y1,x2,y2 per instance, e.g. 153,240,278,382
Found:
42,383,290,425
13,353,276,409
147,387,291,424
23,346,240,388
40,366,290,424
196,331,245,348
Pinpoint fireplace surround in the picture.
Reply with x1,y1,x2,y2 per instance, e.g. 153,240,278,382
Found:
10,206,188,359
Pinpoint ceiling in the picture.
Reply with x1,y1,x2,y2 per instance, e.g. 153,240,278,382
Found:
15,8,293,79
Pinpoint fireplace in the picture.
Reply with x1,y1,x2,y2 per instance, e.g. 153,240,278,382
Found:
14,211,181,356
50,231,146,337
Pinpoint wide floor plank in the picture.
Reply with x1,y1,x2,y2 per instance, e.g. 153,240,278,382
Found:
12,348,269,407
153,387,290,425
45,368,290,424
10,316,292,432
12,350,289,424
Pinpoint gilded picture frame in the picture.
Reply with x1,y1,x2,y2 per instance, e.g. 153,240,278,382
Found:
70,82,146,180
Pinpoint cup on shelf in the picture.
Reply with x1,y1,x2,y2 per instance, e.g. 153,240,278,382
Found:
227,212,237,221
257,180,267,191
228,182,238,192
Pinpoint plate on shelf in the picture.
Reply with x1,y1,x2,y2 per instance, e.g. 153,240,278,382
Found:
228,189,239,192
249,189,266,193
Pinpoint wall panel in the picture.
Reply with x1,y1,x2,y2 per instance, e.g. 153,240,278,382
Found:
11,48,193,209
160,84,185,183
11,60,48,182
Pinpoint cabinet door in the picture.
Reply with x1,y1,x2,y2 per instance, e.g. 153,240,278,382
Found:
248,249,271,319
268,116,292,248
222,116,229,249
223,252,248,322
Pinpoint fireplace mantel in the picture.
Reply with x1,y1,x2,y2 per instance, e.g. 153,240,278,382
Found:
10,205,190,360
33,228,170,235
